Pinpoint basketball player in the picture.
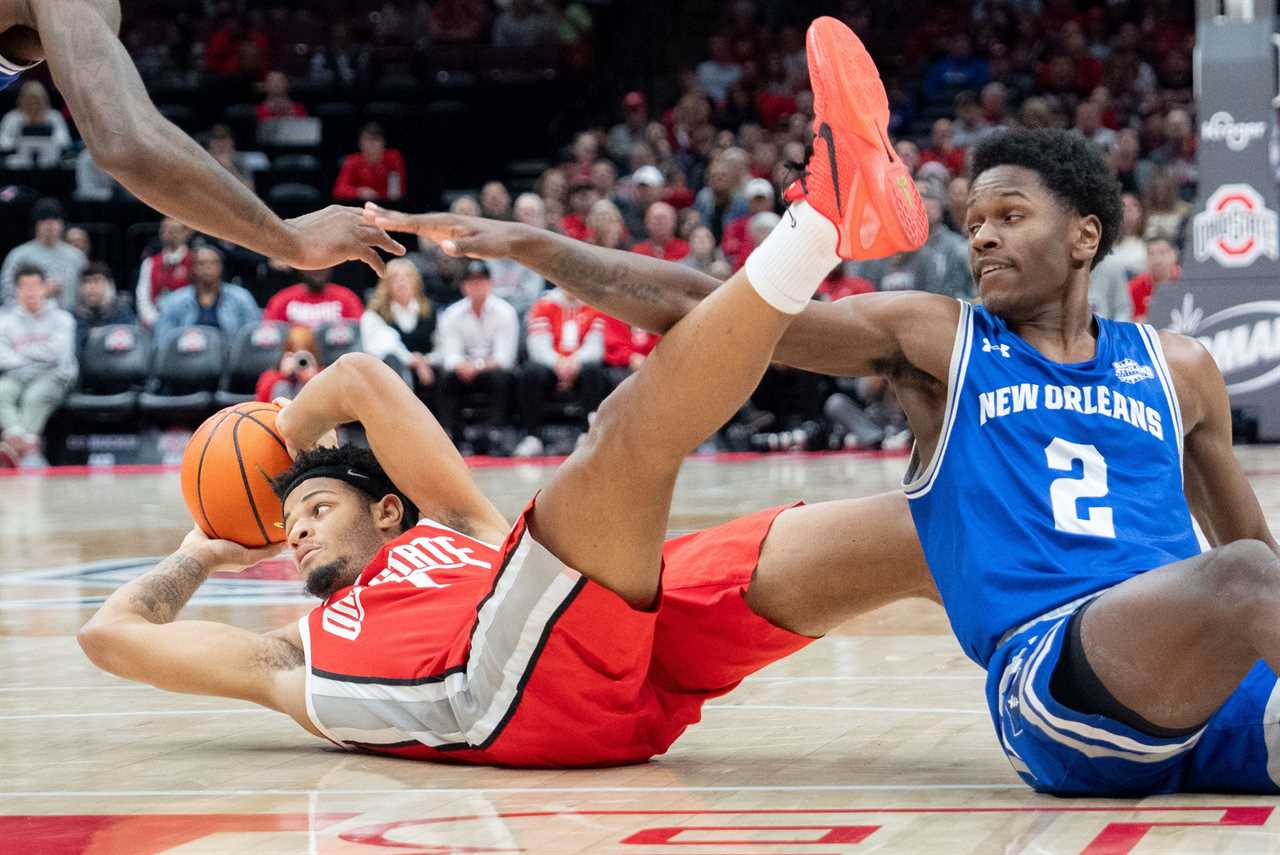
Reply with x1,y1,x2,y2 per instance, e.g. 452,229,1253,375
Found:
77,19,938,766
0,1,403,272
369,37,1280,794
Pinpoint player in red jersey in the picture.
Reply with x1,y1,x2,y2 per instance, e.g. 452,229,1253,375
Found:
79,19,936,766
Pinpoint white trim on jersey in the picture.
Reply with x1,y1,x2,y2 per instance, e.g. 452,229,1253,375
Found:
0,52,40,76
296,616,353,750
903,301,974,498
1008,618,1205,763
1137,324,1184,469
1264,679,1280,788
417,517,501,551
304,527,584,751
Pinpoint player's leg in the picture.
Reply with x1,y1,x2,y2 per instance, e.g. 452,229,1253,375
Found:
531,213,840,607
744,492,938,637
1070,540,1280,731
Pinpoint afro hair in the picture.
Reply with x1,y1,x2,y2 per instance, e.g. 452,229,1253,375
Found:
969,128,1123,269
272,443,419,533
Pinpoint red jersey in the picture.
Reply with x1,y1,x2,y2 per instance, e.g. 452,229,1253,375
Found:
526,290,605,359
1128,266,1181,320
298,503,811,767
332,150,407,201
630,237,690,262
603,314,659,367
263,283,364,329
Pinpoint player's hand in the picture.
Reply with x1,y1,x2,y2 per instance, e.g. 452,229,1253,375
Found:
284,205,406,275
363,204,522,260
273,398,339,460
180,527,285,574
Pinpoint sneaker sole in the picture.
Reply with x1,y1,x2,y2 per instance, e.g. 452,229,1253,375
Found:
807,17,928,257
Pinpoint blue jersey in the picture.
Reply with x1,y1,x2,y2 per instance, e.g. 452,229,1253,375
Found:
0,50,40,92
905,302,1202,667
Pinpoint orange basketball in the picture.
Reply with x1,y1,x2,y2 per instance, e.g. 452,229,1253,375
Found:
180,402,295,547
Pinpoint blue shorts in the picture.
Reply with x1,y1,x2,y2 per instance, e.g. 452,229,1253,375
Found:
986,596,1280,795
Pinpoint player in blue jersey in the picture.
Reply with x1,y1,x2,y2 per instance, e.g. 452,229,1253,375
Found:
372,24,1280,794
0,1,402,273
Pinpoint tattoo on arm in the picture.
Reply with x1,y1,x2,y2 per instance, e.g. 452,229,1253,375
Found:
126,553,210,624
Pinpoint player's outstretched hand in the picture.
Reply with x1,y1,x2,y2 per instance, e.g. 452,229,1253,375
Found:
180,527,285,574
284,205,407,275
362,204,522,260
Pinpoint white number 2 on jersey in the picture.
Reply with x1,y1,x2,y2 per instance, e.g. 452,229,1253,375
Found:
1044,438,1116,539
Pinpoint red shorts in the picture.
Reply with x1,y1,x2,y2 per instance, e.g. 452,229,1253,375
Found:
374,500,812,768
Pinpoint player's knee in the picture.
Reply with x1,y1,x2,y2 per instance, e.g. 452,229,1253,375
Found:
1205,539,1280,604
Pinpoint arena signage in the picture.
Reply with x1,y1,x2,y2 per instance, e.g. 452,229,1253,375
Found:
1191,184,1280,268
1168,294,1280,395
1200,111,1268,151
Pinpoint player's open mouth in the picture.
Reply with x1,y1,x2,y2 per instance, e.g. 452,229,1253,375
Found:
976,260,1014,281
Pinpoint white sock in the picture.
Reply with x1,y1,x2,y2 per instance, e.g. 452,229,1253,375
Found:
743,201,842,314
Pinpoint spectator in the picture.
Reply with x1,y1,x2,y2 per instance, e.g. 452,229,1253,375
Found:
1019,95,1058,130
135,217,194,327
436,261,519,447
64,228,92,261
0,266,76,467
945,176,971,235
980,81,1009,125
0,81,72,169
696,35,742,104
721,177,775,268
1088,193,1145,322
73,263,136,353
951,91,994,148
681,225,724,275
255,325,322,403
895,140,922,176
1128,238,1181,323
694,155,748,242
491,194,548,318
516,287,608,456
585,199,629,250
333,123,407,202
153,247,260,345
1108,128,1154,197
263,267,363,329
480,181,513,220
1142,170,1189,242
559,180,598,242
493,0,558,48
607,91,649,163
307,22,371,88
74,148,123,202
920,118,966,178
204,15,271,79
450,195,482,218
602,313,658,390
563,131,599,184
924,34,990,103
255,71,308,123
1073,100,1116,150
205,124,261,191
619,164,665,240
850,181,970,298
360,258,437,400
0,198,87,308
1151,107,1197,199
631,202,689,261
590,160,618,204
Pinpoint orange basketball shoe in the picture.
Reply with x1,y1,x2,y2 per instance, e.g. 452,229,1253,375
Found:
786,17,928,260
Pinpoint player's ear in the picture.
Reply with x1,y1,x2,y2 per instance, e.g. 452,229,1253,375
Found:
373,495,405,533
1072,213,1102,268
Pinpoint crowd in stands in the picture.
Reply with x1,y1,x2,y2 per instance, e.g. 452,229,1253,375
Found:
0,0,1201,466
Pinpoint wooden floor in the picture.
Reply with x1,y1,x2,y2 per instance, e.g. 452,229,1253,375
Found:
3,449,1280,854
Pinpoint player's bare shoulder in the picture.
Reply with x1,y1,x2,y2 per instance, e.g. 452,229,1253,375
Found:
1157,328,1223,435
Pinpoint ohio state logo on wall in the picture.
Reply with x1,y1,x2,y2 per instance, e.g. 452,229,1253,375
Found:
1192,183,1280,268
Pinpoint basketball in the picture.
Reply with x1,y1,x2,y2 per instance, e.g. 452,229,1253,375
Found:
180,402,294,547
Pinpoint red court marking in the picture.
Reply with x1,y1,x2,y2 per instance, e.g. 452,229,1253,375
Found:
0,812,356,855
0,448,910,478
339,806,1275,854
623,825,878,845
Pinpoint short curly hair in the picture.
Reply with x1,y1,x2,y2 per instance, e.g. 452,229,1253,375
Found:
272,444,419,533
969,128,1123,269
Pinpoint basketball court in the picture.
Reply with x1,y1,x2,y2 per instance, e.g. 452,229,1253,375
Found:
4,449,1280,854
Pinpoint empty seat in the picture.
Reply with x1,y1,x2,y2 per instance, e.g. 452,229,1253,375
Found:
315,321,362,366
64,324,150,423
216,321,287,407
138,325,225,422
267,182,323,217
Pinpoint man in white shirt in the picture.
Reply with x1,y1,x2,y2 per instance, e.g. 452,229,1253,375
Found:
435,261,519,451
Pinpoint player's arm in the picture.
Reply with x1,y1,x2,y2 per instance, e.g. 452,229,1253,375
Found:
1165,331,1279,554
77,529,311,722
364,208,959,377
275,352,510,544
29,0,403,273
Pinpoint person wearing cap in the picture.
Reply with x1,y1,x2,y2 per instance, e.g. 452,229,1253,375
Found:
607,90,649,163
619,164,665,240
721,177,776,269
630,202,689,262
0,198,87,307
435,260,519,451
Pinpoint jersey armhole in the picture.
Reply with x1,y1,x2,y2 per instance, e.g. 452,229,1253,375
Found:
903,301,974,498
296,615,348,749
0,54,41,76
1137,324,1185,467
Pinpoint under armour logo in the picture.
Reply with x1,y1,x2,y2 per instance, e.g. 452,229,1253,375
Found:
982,337,1010,358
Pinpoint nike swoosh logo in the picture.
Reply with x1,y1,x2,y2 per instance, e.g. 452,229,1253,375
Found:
818,122,842,217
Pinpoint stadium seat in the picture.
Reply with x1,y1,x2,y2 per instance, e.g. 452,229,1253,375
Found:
63,325,150,424
138,325,225,422
221,103,259,145
215,321,287,407
315,321,362,366
259,153,321,194
267,182,324,218
157,104,197,131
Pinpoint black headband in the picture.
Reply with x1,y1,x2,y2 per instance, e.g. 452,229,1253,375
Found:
280,464,405,509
